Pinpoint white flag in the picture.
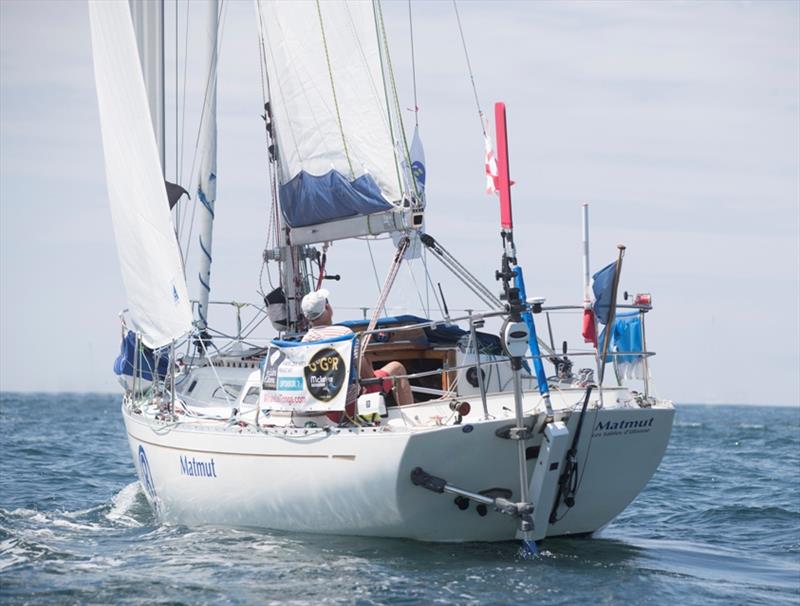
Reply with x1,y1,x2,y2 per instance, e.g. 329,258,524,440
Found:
410,125,426,199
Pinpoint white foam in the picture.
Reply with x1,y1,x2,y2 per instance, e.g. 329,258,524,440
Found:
106,482,144,527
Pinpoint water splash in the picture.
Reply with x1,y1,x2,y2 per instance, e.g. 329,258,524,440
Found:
106,482,144,528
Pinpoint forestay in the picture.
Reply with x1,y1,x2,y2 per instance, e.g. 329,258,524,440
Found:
256,0,410,243
89,1,192,349
260,335,356,412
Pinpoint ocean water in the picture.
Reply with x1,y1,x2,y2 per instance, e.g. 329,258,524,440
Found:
0,394,798,605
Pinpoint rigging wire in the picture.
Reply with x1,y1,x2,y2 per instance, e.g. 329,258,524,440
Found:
371,1,405,202
315,0,354,180
174,0,179,186
255,0,281,299
180,0,227,266
405,261,428,318
421,250,445,318
179,0,190,186
452,0,486,137
423,248,430,317
374,0,417,200
365,240,383,297
407,0,419,128
342,3,393,144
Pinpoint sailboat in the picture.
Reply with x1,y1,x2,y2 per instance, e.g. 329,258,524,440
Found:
90,0,674,549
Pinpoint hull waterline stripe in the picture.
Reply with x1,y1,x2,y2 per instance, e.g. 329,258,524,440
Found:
129,433,356,461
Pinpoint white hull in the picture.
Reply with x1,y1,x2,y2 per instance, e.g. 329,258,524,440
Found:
124,390,673,542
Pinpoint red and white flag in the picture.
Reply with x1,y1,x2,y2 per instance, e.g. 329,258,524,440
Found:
484,131,499,195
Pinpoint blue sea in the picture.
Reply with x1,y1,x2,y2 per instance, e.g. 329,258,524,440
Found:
1,394,798,605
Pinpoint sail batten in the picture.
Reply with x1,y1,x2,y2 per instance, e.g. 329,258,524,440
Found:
257,0,409,242
89,0,192,349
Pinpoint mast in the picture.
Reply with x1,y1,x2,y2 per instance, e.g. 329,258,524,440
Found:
195,0,218,332
255,0,421,332
128,0,165,174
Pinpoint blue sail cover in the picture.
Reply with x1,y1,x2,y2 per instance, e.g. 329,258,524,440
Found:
113,331,170,381
279,171,393,228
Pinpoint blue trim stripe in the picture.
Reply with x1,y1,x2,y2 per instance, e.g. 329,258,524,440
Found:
271,334,356,348
199,236,213,264
198,186,215,219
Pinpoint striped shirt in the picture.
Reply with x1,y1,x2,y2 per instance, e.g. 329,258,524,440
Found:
302,324,360,404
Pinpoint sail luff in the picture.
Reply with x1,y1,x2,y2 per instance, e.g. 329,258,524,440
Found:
89,0,192,349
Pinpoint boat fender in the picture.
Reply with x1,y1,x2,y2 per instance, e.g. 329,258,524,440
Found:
495,423,533,440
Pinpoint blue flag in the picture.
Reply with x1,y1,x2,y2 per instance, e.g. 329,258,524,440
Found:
592,261,617,324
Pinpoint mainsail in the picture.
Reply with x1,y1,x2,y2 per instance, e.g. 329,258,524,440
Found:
89,0,192,349
256,0,418,245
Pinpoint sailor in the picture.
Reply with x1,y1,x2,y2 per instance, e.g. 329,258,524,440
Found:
300,289,413,407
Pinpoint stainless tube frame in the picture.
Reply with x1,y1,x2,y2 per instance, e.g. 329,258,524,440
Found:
469,314,490,419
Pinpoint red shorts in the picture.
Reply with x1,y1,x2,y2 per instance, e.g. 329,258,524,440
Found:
363,369,392,394
325,370,391,424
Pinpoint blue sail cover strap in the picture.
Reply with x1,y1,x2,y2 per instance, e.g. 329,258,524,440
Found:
279,170,394,228
513,267,551,397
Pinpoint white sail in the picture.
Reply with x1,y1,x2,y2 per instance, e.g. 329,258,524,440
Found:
128,0,165,171
257,0,411,243
89,0,192,349
194,0,219,331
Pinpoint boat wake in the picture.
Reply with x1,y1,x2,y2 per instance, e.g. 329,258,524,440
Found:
0,482,156,574
105,481,147,527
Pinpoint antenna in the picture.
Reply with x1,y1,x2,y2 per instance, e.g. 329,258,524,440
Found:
437,282,450,319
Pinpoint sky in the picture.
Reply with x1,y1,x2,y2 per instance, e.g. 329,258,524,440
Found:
1,0,798,406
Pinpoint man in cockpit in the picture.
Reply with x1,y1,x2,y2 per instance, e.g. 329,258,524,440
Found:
300,289,413,406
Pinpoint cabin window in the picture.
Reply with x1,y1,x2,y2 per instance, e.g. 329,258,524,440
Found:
242,386,260,404
211,383,242,401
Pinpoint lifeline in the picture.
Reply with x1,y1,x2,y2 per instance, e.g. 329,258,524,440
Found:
180,455,217,478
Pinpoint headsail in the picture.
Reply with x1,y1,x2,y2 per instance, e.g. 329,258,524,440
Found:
128,0,165,171
89,0,192,349
256,0,419,245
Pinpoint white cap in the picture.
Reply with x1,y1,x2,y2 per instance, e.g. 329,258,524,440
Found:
301,289,330,321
